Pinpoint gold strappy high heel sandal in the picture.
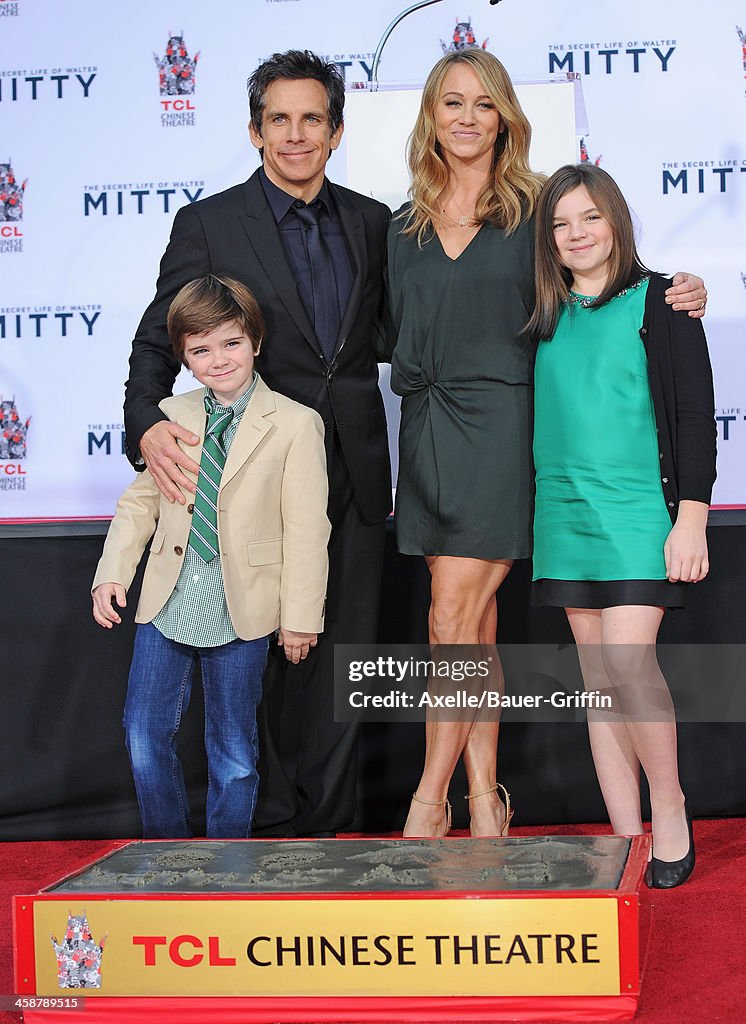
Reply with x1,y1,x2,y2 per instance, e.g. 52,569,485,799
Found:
404,792,452,838
465,782,514,837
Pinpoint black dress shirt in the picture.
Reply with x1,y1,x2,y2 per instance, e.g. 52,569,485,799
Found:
259,166,354,356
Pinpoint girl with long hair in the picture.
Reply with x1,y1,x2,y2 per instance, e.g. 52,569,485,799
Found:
527,163,716,887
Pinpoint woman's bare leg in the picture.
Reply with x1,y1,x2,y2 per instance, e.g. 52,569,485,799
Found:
402,557,511,838
462,594,511,836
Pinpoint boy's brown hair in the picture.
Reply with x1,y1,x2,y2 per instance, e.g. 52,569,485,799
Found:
167,275,266,365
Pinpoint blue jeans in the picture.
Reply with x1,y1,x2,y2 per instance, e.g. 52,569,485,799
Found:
124,623,269,839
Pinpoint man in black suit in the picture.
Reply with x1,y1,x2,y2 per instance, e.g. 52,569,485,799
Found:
124,51,391,837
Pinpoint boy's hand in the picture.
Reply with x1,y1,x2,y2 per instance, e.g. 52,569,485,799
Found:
92,583,128,628
665,272,707,318
664,501,710,582
140,420,200,505
279,629,318,664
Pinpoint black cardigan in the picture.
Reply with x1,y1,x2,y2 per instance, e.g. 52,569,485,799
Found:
640,273,717,523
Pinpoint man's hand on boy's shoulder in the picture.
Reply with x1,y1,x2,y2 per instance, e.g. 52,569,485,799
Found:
665,272,708,318
279,629,318,664
92,583,127,628
140,420,200,504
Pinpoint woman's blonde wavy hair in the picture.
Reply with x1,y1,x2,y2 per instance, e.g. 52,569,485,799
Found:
403,48,545,245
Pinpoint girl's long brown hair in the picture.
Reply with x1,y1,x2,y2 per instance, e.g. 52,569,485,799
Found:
526,163,650,343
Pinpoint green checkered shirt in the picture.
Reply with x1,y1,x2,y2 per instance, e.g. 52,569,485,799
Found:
152,375,258,647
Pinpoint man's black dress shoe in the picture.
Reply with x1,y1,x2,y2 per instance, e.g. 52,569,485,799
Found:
645,803,695,889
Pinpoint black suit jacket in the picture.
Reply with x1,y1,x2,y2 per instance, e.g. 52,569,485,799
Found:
124,169,392,524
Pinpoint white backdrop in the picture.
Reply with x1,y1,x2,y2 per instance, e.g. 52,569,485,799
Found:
1,0,744,518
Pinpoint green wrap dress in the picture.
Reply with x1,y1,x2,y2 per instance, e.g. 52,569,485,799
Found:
388,211,535,559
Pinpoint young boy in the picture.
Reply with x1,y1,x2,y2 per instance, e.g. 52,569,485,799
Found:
92,275,330,839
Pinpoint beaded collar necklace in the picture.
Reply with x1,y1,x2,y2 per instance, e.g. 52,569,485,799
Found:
567,275,649,308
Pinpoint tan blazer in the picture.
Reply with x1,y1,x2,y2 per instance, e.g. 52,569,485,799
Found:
93,377,330,640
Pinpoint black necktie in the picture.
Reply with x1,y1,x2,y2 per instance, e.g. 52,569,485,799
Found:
295,201,340,362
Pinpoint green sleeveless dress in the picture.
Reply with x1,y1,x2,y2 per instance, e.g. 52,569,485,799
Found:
532,278,684,608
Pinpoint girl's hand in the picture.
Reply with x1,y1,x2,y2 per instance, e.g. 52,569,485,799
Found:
664,500,710,582
92,583,127,627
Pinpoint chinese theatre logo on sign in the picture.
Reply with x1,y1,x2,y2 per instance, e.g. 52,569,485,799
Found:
580,139,602,167
154,32,200,94
154,32,200,127
0,159,25,252
1,394,30,490
0,396,30,459
51,913,107,989
0,0,20,17
441,19,489,53
0,160,25,220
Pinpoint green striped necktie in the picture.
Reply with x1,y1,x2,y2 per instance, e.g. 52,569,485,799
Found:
188,397,234,563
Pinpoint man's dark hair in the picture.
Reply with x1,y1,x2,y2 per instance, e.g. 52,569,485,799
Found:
247,50,345,136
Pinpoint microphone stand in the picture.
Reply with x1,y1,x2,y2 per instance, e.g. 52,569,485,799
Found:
370,0,445,90
370,0,504,89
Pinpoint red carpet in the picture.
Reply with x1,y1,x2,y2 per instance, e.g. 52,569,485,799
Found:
0,820,743,1023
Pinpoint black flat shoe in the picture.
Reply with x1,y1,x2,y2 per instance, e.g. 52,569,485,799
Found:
645,802,695,889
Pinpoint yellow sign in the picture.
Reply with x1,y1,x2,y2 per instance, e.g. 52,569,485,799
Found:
34,897,621,997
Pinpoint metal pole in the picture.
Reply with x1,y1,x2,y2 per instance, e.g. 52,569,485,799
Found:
370,0,446,89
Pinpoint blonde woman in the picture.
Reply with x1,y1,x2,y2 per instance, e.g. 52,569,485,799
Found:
385,49,707,838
